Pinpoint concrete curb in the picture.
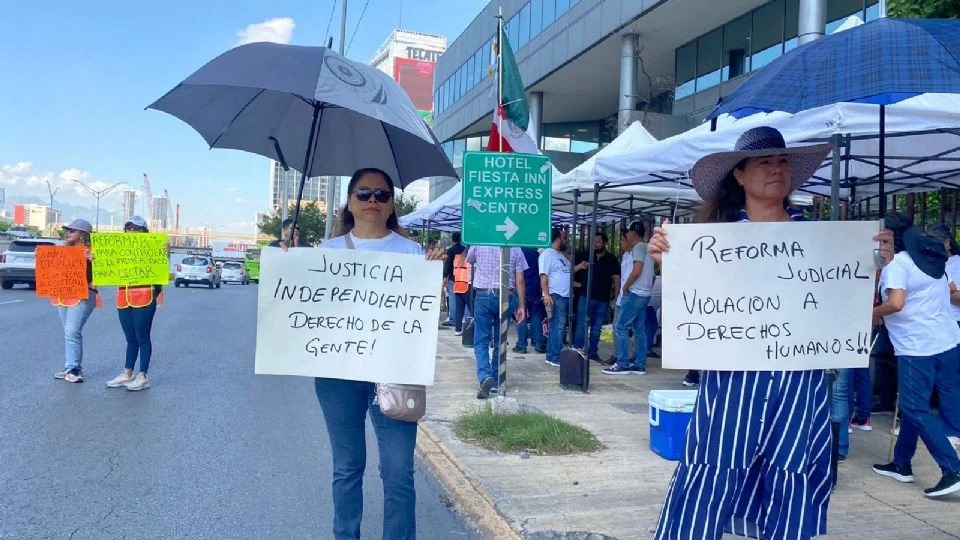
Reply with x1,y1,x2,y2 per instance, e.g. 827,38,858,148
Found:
416,422,521,540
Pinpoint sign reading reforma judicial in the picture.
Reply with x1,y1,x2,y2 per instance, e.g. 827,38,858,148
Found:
255,247,442,385
461,151,552,248
91,233,169,286
662,221,879,371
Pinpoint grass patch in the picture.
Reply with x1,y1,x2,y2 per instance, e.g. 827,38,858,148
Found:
453,406,602,455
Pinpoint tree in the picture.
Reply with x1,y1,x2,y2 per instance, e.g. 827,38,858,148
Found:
258,202,327,245
887,0,960,18
394,193,419,217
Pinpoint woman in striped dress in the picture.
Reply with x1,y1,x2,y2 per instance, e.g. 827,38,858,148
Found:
647,126,893,539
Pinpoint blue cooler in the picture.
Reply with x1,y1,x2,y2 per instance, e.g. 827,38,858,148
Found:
648,390,698,461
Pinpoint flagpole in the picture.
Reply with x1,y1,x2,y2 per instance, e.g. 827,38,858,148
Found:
496,6,511,401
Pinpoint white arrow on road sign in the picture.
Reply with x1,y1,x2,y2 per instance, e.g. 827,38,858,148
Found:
495,217,519,240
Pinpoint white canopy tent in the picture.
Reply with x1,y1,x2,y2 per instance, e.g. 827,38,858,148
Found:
592,93,960,205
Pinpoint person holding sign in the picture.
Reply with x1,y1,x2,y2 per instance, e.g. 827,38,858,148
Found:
52,219,97,384
308,168,442,540
871,226,960,498
105,216,162,392
647,126,893,539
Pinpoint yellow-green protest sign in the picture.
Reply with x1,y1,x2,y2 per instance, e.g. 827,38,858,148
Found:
91,233,169,286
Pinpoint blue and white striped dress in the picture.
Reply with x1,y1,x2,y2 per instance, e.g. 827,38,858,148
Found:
655,209,833,540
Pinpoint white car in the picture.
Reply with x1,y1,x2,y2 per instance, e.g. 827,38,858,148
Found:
0,238,63,290
219,261,249,285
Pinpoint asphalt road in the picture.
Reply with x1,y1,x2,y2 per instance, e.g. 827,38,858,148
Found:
0,283,481,540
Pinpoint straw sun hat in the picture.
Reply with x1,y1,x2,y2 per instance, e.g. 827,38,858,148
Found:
689,126,833,200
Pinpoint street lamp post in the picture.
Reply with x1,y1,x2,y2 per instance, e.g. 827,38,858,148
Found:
72,180,126,231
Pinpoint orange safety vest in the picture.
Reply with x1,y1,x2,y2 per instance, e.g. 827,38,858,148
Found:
453,253,471,294
51,288,102,309
116,285,163,309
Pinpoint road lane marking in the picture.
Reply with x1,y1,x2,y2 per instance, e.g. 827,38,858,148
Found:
0,300,24,305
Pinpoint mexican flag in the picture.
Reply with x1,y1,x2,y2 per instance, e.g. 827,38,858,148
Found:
486,33,538,154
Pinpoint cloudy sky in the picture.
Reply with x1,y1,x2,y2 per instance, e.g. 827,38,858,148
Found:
0,0,487,231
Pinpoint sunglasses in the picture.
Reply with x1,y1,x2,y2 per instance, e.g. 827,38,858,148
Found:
353,188,392,204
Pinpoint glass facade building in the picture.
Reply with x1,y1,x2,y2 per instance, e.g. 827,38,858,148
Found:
674,0,880,100
269,160,337,213
433,0,584,117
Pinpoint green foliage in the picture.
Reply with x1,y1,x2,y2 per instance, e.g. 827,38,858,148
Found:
454,406,602,455
887,0,960,18
0,220,9,232
394,192,419,217
257,202,327,245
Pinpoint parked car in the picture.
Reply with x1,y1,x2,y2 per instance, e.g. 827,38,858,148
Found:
0,238,63,290
174,256,221,289
219,261,249,285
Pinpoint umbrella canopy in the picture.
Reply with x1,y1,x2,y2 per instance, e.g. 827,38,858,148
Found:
148,42,455,189
709,18,960,119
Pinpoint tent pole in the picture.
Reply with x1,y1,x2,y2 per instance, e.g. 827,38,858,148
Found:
878,105,887,216
568,189,580,345
830,134,842,221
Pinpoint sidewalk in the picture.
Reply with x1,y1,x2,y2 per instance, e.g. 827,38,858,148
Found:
417,327,960,540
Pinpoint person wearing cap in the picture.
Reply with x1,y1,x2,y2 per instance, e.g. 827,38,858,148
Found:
105,216,162,392
269,218,312,249
603,221,654,375
53,219,98,384
646,126,895,539
871,225,960,497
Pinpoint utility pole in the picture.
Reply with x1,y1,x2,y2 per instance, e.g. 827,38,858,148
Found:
323,0,348,241
73,180,126,231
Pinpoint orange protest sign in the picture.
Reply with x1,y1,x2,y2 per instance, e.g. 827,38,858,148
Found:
35,246,89,300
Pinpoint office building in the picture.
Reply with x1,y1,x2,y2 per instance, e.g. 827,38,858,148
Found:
151,195,170,230
269,160,341,214
14,203,61,228
432,0,881,199
122,190,137,220
371,29,450,206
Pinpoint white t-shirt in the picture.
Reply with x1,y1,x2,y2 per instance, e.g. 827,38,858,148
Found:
880,251,960,357
616,251,633,306
628,242,655,296
538,248,571,297
322,231,424,255
946,255,960,321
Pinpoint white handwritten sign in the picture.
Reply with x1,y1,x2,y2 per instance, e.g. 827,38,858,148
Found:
255,247,442,384
662,221,879,371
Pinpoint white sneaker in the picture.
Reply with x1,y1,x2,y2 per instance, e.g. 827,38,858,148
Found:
106,372,135,388
54,369,69,380
126,376,150,391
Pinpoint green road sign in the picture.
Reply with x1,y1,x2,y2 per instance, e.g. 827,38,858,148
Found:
461,151,552,247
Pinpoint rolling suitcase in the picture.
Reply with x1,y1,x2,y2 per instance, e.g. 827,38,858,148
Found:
461,317,475,348
559,347,589,392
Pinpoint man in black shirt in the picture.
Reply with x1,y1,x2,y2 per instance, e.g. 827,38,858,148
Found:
268,218,312,248
572,232,620,362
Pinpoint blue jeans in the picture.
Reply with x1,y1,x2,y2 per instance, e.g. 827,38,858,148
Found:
118,302,156,373
517,297,545,350
444,281,454,323
473,290,516,387
453,292,471,332
314,377,417,540
830,368,851,458
573,297,608,356
850,366,873,422
894,348,960,475
614,293,650,370
58,298,96,370
645,306,659,352
546,294,569,363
